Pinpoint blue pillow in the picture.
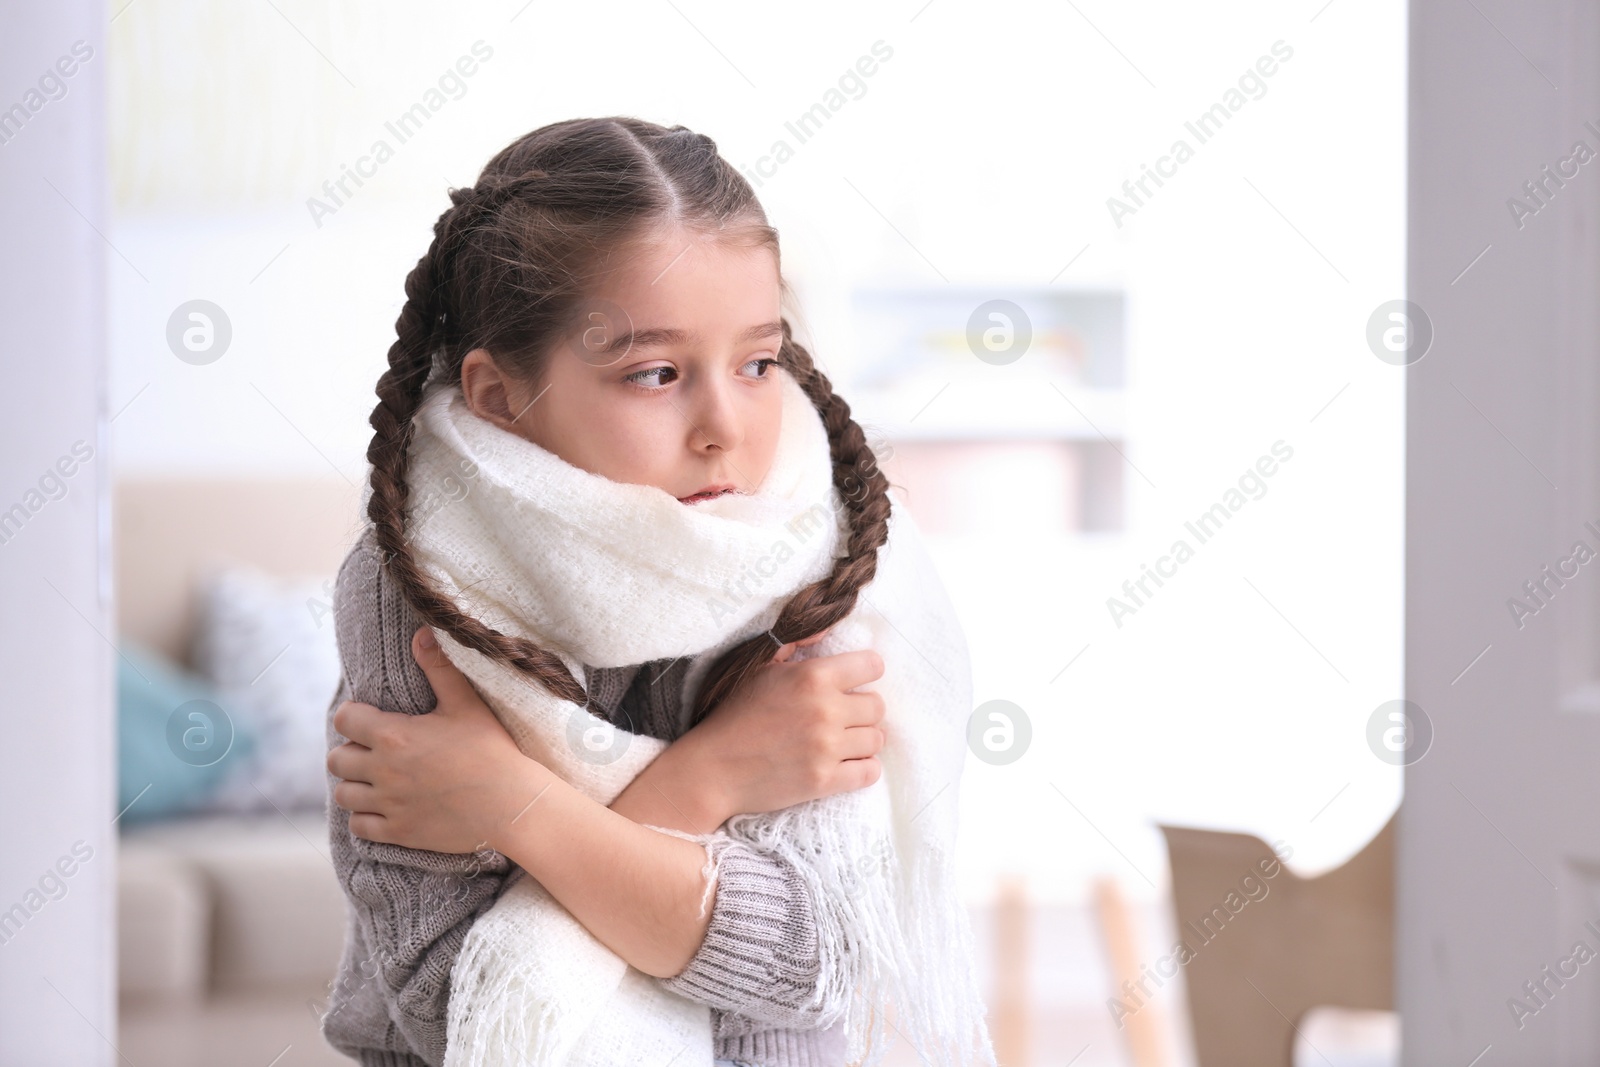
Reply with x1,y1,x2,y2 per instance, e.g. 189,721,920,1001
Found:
116,642,255,825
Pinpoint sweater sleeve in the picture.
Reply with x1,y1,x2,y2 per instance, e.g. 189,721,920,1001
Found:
320,528,515,1067
659,834,847,1032
597,657,846,1032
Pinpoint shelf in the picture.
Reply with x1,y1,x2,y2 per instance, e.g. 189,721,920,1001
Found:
848,285,1127,390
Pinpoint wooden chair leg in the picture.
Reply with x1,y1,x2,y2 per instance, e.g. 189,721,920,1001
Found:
991,873,1030,1066
1093,876,1173,1067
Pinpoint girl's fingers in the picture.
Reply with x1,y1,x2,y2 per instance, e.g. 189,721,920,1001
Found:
331,700,387,747
332,779,382,814
838,755,883,793
348,811,392,844
818,647,885,693
840,688,887,728
326,741,374,782
770,626,835,663
838,724,886,761
411,627,487,714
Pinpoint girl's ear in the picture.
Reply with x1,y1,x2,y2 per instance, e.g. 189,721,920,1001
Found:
460,348,521,432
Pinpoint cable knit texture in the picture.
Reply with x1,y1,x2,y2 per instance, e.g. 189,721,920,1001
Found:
321,525,847,1067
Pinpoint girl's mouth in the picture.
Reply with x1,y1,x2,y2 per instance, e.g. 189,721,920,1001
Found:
678,486,738,505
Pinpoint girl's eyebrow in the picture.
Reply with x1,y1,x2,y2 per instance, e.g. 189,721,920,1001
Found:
601,319,783,356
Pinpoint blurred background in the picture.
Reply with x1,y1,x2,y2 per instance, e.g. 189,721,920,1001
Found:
6,0,1419,1064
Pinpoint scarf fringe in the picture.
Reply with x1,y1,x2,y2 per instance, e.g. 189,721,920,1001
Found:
445,869,713,1065
722,790,994,1066
446,884,606,1063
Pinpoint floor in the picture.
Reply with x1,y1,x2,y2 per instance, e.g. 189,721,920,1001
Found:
120,895,1399,1067
872,896,1398,1067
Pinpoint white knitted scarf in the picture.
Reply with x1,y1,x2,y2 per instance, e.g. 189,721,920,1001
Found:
390,365,996,1067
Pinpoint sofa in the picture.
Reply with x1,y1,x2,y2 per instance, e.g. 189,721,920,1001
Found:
115,477,361,1067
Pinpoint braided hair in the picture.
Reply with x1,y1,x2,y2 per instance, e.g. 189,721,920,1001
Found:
362,116,892,724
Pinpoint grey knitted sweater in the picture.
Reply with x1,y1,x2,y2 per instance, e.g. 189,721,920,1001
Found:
321,525,849,1066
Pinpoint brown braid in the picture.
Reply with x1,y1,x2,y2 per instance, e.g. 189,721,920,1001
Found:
688,317,893,724
361,117,894,719
363,171,592,705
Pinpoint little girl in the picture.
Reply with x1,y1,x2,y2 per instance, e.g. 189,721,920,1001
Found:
319,117,993,1067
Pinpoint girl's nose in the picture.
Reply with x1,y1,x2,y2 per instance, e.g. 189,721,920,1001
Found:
689,378,744,453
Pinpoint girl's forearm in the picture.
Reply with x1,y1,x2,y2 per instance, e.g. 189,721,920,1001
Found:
487,755,723,979
608,728,733,835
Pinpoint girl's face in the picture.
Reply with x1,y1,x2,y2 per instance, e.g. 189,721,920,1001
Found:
459,226,786,505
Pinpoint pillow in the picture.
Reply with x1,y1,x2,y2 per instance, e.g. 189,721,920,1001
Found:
190,564,343,814
116,642,256,825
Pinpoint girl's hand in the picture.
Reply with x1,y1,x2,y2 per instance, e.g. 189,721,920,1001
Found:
688,629,887,818
327,628,545,854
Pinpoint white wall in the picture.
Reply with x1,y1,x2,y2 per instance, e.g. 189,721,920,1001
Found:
0,2,114,1063
104,0,1406,905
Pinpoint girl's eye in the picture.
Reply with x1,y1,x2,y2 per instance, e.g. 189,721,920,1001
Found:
622,365,677,389
622,358,779,390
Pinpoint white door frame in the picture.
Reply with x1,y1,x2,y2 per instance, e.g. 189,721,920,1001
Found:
0,2,114,1064
1402,1,1600,1063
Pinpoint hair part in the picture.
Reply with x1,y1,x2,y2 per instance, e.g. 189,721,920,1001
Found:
361,115,892,719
